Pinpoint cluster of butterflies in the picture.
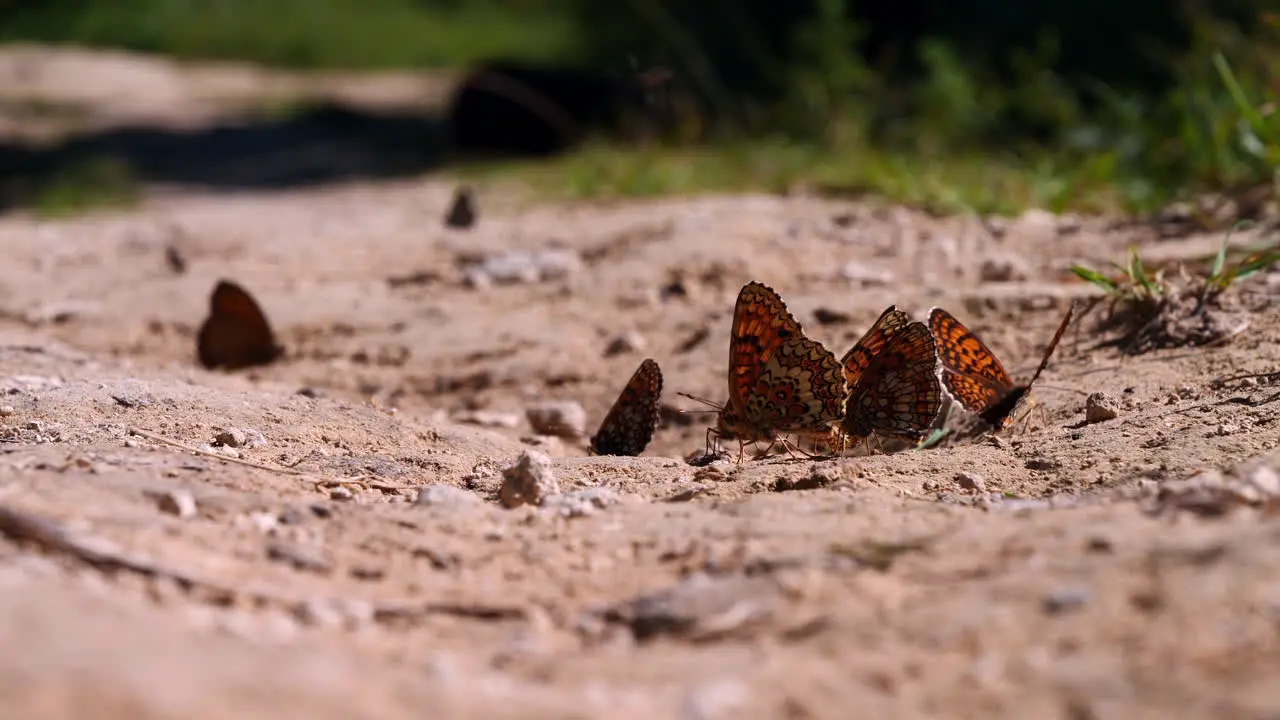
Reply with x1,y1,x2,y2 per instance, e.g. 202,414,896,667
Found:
192,276,1071,462
588,281,1074,461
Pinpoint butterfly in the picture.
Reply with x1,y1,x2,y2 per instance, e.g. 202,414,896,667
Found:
712,281,847,461
196,280,284,371
841,319,943,446
589,358,663,456
841,305,912,388
927,303,1075,431
444,186,476,229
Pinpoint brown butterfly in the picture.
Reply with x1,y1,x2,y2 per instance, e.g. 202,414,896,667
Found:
444,186,476,229
589,358,663,456
711,281,847,461
196,280,284,370
927,303,1075,431
841,319,944,447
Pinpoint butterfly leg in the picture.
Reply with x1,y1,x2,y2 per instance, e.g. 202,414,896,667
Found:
785,435,830,460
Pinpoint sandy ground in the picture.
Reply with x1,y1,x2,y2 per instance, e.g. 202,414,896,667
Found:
2,46,1280,720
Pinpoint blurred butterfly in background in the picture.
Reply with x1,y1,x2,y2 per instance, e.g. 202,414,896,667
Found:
444,185,477,230
196,280,284,371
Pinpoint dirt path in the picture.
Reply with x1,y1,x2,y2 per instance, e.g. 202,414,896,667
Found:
2,47,1280,719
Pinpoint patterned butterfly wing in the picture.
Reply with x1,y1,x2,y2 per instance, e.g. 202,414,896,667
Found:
590,358,663,456
978,302,1076,430
927,308,1013,414
197,280,284,370
840,305,911,387
722,282,805,438
742,331,848,436
842,321,943,441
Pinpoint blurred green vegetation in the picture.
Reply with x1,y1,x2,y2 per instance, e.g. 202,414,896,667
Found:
0,0,578,68
0,0,1277,216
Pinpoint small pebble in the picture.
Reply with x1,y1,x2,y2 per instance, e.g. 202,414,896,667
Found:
604,331,648,357
838,261,893,286
241,428,268,449
329,486,355,501
1244,465,1280,499
1042,586,1091,615
1084,393,1120,424
266,540,333,574
978,253,1031,282
415,484,483,509
525,401,587,439
213,428,247,448
499,450,559,509
454,410,522,428
247,511,279,533
955,472,986,492
1008,208,1058,244
541,487,622,518
463,248,583,287
0,405,14,416
156,489,197,518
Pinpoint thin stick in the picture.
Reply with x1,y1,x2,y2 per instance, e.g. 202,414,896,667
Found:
127,428,414,492
128,427,306,476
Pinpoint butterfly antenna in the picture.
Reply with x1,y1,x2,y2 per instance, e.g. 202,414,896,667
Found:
1026,301,1077,387
677,391,725,411
1033,384,1090,396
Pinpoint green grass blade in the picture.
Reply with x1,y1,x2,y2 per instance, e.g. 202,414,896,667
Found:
1128,246,1159,296
1232,249,1280,282
1069,265,1121,293
1213,52,1268,137
915,428,950,451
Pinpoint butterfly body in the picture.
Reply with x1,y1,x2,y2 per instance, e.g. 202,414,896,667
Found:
713,282,847,458
590,358,663,456
197,280,284,371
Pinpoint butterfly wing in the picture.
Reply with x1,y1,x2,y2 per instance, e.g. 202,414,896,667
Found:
726,282,803,415
840,305,911,387
197,280,283,370
590,358,663,456
743,331,847,435
843,321,942,441
927,308,1013,414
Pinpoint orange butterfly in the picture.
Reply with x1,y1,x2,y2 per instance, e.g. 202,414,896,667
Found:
927,303,1075,431
711,282,847,461
590,358,663,456
196,280,284,370
841,305,912,388
841,318,943,447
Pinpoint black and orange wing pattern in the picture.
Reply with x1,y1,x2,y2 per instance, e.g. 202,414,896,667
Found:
590,358,664,456
840,305,911,388
842,321,942,442
926,308,1013,415
718,282,846,445
196,280,284,371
